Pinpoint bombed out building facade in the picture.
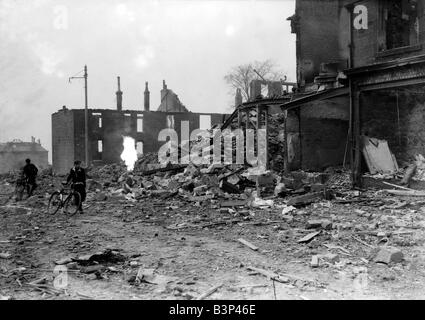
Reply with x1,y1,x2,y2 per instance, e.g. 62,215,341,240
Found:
222,0,425,187
52,80,230,174
290,0,425,186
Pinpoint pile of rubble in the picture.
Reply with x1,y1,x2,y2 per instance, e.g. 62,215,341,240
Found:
84,151,355,213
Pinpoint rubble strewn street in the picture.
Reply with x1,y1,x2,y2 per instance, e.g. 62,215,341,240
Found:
1,156,425,300
5,0,425,306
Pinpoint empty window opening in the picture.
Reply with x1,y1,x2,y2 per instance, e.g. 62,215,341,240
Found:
92,113,102,128
167,115,175,129
384,0,419,50
136,141,144,156
98,140,103,153
137,116,143,132
261,84,269,98
199,115,211,130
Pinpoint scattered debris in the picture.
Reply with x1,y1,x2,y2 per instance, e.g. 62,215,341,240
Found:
401,164,417,186
373,247,404,265
385,189,425,197
281,205,296,215
246,266,290,284
237,238,259,251
297,231,321,243
196,283,223,300
0,252,11,259
310,255,319,268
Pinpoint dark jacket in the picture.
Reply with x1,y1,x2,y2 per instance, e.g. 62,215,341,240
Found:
66,167,86,187
23,163,38,180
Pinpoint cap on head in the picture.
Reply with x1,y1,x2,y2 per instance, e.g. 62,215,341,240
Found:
25,159,31,163
74,160,81,165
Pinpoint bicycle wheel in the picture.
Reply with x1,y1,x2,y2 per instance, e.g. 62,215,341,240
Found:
47,191,62,215
15,184,25,201
64,191,81,216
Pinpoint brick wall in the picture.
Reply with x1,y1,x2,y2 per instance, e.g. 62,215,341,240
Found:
296,0,343,85
285,95,349,171
52,108,230,171
350,0,425,68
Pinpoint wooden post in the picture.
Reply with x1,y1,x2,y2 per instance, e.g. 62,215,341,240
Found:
256,105,260,163
352,89,362,187
283,110,289,173
245,109,250,130
264,106,269,170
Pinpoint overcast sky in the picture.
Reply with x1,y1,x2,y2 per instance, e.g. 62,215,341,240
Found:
0,0,296,161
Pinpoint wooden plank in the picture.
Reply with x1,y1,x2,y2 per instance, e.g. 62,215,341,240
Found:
382,182,413,191
385,189,425,197
246,266,277,279
196,283,223,300
237,238,259,251
220,200,247,207
287,192,324,206
297,231,321,243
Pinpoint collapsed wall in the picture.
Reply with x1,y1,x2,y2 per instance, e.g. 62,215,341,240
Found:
361,86,425,167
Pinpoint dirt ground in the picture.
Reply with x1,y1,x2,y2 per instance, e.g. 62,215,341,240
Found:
1,175,425,300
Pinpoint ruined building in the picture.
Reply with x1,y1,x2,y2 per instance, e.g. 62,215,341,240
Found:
289,0,425,185
0,137,49,174
222,0,350,172
52,79,230,174
157,80,189,112
225,0,425,185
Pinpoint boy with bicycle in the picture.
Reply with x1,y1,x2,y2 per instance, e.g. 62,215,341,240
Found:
65,160,86,214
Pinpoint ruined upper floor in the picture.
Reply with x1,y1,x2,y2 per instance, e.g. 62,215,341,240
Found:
289,0,425,91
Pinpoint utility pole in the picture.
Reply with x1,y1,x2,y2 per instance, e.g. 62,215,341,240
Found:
69,65,89,166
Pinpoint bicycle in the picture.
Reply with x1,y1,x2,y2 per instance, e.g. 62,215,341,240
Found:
14,176,28,201
47,182,81,216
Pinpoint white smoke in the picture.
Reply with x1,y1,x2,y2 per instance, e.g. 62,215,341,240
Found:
120,136,138,171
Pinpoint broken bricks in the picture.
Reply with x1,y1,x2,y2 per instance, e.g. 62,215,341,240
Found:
373,247,404,265
306,219,332,230
311,253,339,268
287,190,332,207
0,252,12,259
274,183,288,197
256,172,276,198
219,180,240,194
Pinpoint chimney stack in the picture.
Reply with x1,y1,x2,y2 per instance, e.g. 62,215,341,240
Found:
235,88,243,107
144,81,150,111
116,76,123,111
163,80,167,90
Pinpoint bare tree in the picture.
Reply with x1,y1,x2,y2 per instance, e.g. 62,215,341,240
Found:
224,59,285,104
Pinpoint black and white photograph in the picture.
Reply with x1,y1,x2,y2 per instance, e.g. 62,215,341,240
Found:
1,0,425,307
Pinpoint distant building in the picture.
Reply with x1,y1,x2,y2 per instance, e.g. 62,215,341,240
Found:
0,138,49,174
52,80,230,174
157,80,189,112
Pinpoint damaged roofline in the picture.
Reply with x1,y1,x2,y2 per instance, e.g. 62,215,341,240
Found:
221,87,349,130
237,87,349,111
344,54,425,76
